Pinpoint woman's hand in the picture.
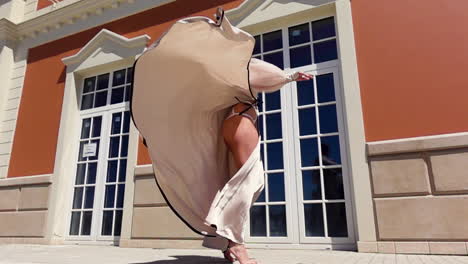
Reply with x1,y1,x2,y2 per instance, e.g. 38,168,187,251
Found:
296,72,314,81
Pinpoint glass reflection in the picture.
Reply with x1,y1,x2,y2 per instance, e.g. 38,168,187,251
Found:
326,203,348,237
250,206,267,236
304,204,324,236
302,170,321,200
269,205,287,237
268,173,285,202
290,45,312,68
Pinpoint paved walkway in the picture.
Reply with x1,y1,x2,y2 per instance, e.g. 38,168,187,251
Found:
0,244,467,264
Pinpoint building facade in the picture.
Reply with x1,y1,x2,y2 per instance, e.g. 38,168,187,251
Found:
0,0,467,255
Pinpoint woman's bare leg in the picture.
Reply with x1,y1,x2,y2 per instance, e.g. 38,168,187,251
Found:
221,103,259,263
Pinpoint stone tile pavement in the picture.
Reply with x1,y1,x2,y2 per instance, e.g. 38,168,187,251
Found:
0,244,467,264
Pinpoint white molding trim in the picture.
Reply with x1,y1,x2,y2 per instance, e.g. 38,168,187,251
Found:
0,174,52,187
367,132,468,156
62,28,150,68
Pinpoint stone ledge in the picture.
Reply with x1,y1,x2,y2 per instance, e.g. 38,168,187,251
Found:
134,165,153,177
0,237,50,245
360,241,468,255
367,132,468,156
0,174,52,187
120,238,203,249
429,242,467,255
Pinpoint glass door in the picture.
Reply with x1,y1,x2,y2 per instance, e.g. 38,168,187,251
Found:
68,67,132,242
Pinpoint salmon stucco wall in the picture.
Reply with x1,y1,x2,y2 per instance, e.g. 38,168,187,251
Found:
36,0,65,10
8,0,244,177
352,0,468,142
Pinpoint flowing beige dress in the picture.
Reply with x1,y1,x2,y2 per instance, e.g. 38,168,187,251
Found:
131,10,296,250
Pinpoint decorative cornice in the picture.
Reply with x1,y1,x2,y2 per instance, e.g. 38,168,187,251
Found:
0,0,174,44
0,18,18,42
225,0,264,26
62,28,150,67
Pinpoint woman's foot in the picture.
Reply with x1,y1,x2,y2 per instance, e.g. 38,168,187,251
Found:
223,240,257,264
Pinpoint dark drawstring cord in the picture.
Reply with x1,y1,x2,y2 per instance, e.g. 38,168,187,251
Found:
233,96,263,137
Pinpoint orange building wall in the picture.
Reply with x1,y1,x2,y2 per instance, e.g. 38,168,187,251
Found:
37,0,65,10
352,0,468,142
8,0,244,177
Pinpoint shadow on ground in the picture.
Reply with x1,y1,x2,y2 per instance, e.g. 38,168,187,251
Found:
131,255,230,264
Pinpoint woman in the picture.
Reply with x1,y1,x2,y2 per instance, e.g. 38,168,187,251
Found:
221,70,312,263
131,8,313,264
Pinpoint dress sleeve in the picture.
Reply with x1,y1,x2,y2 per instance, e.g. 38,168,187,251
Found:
248,58,299,93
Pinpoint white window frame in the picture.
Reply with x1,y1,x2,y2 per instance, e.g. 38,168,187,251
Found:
65,68,131,243
245,15,355,247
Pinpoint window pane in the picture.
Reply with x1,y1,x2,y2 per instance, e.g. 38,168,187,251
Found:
265,90,281,111
78,141,87,162
312,17,336,40
262,30,282,52
125,85,131,102
111,88,124,104
289,23,310,46
298,108,317,136
324,168,344,200
101,211,113,236
107,160,118,183
317,73,336,103
314,39,338,63
92,116,102,138
266,113,282,140
297,79,315,106
267,142,284,170
84,186,95,209
80,118,91,139
113,69,126,87
302,170,321,200
86,162,97,184
304,204,325,236
120,135,129,157
69,212,81,235
81,94,94,110
97,73,109,90
250,205,266,236
118,159,127,182
326,203,348,237
264,52,283,69
116,184,125,208
94,91,107,108
114,210,123,236
269,205,287,237
75,164,86,185
268,173,285,202
72,187,83,209
111,113,122,135
104,185,116,208
290,45,312,68
319,105,338,133
126,67,133,84
109,137,120,158
83,77,96,93
300,138,319,167
253,35,261,54
123,112,130,133
88,139,100,161
81,211,92,236
321,136,341,165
